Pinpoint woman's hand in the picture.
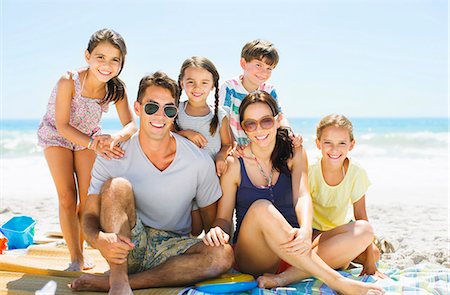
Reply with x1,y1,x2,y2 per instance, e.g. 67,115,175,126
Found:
203,226,229,247
279,227,311,256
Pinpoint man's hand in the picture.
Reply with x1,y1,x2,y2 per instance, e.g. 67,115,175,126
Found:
95,231,134,265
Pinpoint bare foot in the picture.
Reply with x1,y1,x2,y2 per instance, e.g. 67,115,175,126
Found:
257,273,285,288
65,261,82,272
109,282,133,295
65,253,95,271
82,252,95,270
70,273,110,292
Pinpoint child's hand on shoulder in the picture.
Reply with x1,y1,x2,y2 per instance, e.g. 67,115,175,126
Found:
92,134,125,160
215,155,228,177
183,130,208,149
228,141,247,158
288,129,303,149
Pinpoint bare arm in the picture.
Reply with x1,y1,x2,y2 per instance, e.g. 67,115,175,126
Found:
203,156,239,246
92,92,137,159
198,202,217,232
292,147,313,233
111,92,137,143
215,116,233,176
280,147,313,255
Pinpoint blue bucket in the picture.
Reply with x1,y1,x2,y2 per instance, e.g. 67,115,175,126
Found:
0,216,36,249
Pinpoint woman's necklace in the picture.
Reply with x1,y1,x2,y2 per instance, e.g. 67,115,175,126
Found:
250,145,273,188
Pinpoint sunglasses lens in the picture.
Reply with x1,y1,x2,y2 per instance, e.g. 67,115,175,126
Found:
144,103,159,115
260,117,275,129
164,106,178,118
242,120,257,132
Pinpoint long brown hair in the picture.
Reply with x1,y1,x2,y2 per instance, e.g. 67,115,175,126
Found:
239,90,293,174
87,28,127,104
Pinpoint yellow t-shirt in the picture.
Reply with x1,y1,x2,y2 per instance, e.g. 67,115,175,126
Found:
309,157,370,231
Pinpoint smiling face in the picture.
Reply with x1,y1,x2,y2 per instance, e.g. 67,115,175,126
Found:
240,58,274,91
85,42,122,83
316,125,355,165
242,102,280,148
180,67,214,103
135,86,177,141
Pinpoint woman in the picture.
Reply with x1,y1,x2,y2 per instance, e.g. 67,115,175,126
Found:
203,91,384,295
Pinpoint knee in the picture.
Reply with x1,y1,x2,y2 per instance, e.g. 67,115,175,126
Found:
247,199,273,220
58,189,77,211
204,244,234,276
100,177,133,204
354,220,374,245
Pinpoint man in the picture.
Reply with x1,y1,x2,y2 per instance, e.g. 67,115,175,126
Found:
71,72,233,294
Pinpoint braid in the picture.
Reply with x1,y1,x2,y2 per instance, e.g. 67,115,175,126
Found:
209,81,220,135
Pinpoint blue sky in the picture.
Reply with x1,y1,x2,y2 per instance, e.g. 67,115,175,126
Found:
1,0,448,119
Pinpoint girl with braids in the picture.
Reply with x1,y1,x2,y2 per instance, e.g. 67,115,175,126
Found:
177,56,232,236
203,91,384,295
37,28,137,271
177,56,232,172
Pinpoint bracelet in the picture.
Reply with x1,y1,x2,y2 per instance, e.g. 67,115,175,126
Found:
87,137,94,150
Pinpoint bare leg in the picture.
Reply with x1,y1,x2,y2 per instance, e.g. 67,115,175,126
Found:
71,177,234,292
72,240,234,291
74,149,97,270
191,209,203,236
44,147,84,271
236,200,383,295
259,220,377,288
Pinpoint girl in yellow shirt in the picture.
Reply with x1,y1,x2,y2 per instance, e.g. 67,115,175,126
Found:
258,114,385,289
309,114,383,277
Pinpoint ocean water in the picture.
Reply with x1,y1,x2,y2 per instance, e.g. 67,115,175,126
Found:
1,118,448,159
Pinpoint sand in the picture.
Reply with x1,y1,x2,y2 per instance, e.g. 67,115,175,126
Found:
1,154,449,270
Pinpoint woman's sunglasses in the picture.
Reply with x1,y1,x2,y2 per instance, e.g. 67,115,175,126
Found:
144,101,178,119
241,115,277,132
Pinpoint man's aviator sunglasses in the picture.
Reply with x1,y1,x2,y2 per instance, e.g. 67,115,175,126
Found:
144,101,178,118
241,115,278,132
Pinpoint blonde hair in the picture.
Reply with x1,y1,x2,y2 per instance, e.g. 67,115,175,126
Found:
316,114,354,141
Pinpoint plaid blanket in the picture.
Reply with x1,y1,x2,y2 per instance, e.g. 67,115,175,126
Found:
179,264,449,295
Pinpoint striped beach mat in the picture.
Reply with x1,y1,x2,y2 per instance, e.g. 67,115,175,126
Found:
180,264,450,295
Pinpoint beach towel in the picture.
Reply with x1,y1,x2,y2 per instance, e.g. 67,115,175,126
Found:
180,264,450,295
1,244,448,294
0,271,182,295
0,243,109,277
